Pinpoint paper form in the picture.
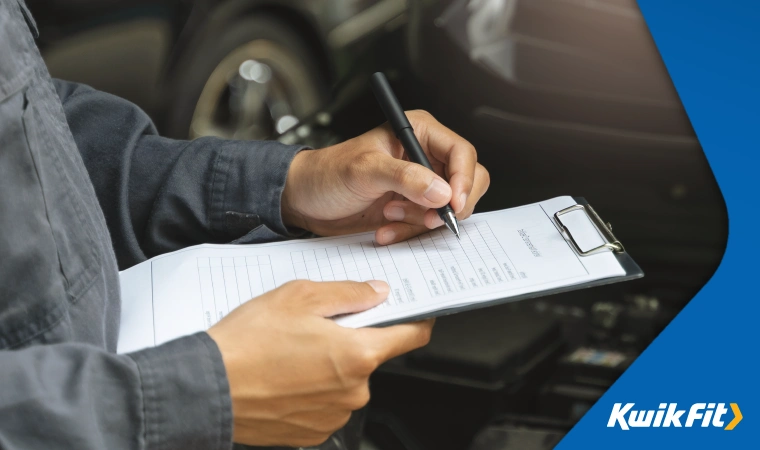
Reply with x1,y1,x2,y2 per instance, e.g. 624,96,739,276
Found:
117,196,627,353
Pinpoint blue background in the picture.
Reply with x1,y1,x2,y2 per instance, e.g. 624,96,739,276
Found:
559,0,759,447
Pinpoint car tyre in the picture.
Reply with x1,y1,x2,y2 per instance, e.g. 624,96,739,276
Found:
166,14,328,140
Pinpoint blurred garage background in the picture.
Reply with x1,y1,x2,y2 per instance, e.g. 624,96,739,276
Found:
27,0,727,448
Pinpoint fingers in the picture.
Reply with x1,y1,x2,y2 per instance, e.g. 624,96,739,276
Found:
352,111,480,216
354,319,435,363
433,163,489,222
375,208,453,245
375,221,428,245
407,110,478,213
382,200,449,229
284,280,390,317
375,164,489,245
357,154,452,209
382,200,428,225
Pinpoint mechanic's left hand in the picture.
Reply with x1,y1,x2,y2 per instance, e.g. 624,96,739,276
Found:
282,110,490,244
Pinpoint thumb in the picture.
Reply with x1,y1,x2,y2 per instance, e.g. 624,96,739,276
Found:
303,280,390,318
353,319,435,363
362,154,452,209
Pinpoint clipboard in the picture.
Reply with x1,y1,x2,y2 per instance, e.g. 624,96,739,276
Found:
374,197,644,327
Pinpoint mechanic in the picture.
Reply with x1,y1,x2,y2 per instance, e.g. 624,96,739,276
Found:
0,1,489,448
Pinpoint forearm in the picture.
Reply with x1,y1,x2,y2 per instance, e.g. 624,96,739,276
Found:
54,80,307,268
127,134,307,258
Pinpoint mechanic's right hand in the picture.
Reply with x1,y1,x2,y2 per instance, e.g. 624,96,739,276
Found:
206,280,434,448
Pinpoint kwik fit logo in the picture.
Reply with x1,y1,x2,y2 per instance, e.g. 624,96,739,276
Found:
607,403,742,430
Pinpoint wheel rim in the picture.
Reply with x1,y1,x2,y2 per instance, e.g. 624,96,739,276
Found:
189,40,322,140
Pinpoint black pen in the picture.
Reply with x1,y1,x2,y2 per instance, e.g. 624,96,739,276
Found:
370,72,460,239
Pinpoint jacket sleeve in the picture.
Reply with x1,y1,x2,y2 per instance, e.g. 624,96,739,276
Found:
0,332,232,450
53,80,308,269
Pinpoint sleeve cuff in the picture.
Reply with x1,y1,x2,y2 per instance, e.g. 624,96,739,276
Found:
211,140,309,240
127,332,232,450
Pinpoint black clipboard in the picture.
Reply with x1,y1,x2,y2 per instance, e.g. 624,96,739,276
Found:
373,197,644,327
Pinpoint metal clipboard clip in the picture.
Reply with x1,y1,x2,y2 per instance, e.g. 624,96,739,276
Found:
553,204,625,256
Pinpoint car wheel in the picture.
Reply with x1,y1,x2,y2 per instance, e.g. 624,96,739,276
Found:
166,15,328,140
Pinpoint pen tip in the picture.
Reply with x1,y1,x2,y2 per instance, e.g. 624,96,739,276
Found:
442,210,461,240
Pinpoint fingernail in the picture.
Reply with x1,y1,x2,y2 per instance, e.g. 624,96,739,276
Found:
381,229,396,244
386,206,405,221
430,215,444,228
458,193,468,213
367,280,389,294
424,178,451,204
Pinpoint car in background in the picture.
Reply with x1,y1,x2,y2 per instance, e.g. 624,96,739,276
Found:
28,0,407,140
407,0,726,292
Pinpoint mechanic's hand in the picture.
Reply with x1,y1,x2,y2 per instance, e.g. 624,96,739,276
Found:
206,280,434,447
282,110,490,244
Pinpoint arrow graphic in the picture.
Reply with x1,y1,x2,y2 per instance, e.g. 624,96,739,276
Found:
724,403,742,430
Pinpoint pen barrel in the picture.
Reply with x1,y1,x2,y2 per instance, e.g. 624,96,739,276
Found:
370,71,451,217
438,204,455,219
398,128,434,172
370,72,412,131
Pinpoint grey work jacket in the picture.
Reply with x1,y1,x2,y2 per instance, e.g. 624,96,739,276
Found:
0,1,309,448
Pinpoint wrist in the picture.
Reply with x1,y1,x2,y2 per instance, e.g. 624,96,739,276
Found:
282,150,311,231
